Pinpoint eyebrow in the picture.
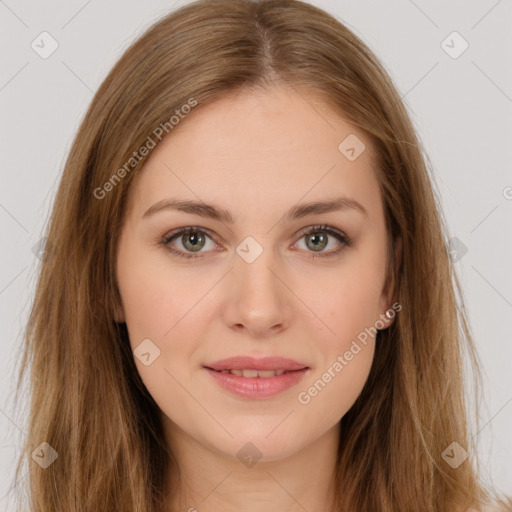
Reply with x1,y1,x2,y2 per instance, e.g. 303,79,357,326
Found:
142,196,368,223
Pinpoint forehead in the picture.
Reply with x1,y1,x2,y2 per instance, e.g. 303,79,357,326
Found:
125,85,382,223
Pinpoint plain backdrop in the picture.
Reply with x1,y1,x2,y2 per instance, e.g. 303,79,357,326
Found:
1,0,511,509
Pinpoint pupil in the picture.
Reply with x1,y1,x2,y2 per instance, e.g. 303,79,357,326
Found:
308,233,326,251
185,232,203,251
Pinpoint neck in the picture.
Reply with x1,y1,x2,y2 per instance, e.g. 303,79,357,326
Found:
162,421,341,512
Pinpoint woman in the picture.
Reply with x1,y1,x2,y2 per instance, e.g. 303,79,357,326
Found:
14,0,511,510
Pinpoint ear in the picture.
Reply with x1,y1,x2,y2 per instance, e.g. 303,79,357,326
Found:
112,294,126,323
391,234,402,302
379,234,402,330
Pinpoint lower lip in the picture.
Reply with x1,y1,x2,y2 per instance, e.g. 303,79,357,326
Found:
204,367,309,399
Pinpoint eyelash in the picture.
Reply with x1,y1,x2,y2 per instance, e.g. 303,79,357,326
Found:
160,224,350,260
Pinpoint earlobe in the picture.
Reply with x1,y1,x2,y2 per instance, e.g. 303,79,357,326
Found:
112,298,126,323
387,234,403,306
379,234,403,330
383,308,395,329
394,235,403,283
113,309,125,323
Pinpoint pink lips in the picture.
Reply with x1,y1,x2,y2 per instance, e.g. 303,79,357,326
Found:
203,356,310,399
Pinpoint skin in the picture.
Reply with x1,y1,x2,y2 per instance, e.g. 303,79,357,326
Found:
115,85,400,512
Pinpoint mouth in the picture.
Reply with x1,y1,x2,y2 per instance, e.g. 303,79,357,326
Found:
203,366,311,400
203,355,309,372
202,355,310,399
204,368,303,378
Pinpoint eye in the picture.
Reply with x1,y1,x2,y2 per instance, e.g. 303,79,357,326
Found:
160,224,350,259
161,226,217,259
292,224,350,259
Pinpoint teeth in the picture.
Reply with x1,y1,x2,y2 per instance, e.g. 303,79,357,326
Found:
257,370,278,378
217,369,287,378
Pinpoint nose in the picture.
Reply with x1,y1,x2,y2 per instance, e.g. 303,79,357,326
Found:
221,245,292,338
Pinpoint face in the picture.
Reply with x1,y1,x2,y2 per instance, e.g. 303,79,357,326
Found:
115,85,396,463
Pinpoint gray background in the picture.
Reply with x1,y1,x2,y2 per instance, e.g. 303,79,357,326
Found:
1,0,511,508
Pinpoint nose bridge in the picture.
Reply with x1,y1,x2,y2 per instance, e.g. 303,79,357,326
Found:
222,234,291,334
236,234,283,300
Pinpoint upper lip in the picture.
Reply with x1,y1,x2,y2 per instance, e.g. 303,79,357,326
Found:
204,356,309,371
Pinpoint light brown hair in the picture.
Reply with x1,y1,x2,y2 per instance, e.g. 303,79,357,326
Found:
13,0,511,510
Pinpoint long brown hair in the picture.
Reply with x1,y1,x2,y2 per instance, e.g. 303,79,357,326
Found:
12,0,511,510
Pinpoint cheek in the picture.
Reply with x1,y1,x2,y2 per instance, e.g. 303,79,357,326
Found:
116,239,202,345
297,286,377,423
294,258,383,412
298,343,375,429
116,248,204,410
304,261,385,345
118,273,171,345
